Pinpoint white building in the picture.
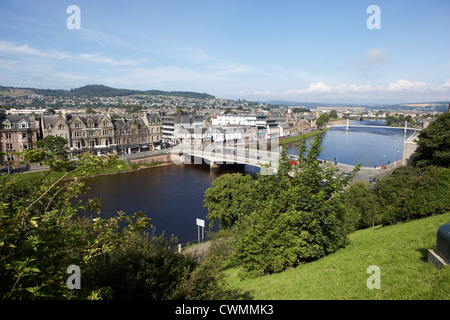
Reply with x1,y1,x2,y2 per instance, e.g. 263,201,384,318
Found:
6,108,48,116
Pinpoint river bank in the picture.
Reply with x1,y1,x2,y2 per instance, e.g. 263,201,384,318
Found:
279,128,329,145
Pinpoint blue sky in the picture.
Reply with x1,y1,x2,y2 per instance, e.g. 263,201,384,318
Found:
0,0,449,103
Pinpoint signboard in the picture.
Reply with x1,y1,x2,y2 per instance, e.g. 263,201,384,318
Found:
196,218,205,243
196,218,205,228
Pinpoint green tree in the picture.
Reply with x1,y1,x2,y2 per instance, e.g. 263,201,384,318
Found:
204,173,255,229
34,136,69,159
411,112,450,168
316,113,330,128
329,110,338,118
341,182,383,230
0,152,230,300
212,136,361,278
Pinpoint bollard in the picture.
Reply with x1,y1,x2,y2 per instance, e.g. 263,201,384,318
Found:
428,223,450,268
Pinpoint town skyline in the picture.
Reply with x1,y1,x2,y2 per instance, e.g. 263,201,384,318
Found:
1,0,449,104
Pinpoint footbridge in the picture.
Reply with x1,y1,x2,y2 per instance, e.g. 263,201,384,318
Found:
329,119,421,133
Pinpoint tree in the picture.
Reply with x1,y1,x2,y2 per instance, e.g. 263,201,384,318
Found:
34,136,69,159
411,112,450,168
316,113,330,128
329,110,338,118
204,173,255,229
206,136,361,278
0,151,230,299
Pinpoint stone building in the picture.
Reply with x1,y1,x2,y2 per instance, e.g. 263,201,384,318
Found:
39,112,162,156
0,115,39,164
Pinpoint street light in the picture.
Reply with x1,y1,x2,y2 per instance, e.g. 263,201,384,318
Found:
396,150,399,164
383,154,385,169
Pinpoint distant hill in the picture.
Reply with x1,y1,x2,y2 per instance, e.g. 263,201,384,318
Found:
0,84,215,99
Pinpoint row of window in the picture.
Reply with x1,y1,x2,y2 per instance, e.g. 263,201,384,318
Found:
2,121,31,129
1,133,32,139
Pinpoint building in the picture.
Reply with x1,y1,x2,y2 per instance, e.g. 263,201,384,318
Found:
0,115,39,164
6,108,48,116
161,115,205,145
40,112,162,156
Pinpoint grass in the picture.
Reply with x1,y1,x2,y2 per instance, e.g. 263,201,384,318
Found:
4,160,131,182
224,213,450,300
279,128,329,145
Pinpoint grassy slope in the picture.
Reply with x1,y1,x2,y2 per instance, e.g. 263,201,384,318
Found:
225,213,450,300
279,128,329,145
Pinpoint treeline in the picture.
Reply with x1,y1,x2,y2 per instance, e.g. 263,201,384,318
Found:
3,85,215,99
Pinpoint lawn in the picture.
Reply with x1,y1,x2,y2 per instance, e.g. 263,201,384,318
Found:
279,128,329,145
224,213,450,300
3,160,130,182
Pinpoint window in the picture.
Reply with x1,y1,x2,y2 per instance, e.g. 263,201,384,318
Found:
19,121,29,129
75,122,80,128
22,133,28,139
3,121,11,129
6,143,13,150
5,133,12,139
58,124,65,130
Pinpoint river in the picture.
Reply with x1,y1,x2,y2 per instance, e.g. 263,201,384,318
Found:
81,119,415,244
287,119,415,167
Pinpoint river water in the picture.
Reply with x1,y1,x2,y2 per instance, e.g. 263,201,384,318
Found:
81,119,415,244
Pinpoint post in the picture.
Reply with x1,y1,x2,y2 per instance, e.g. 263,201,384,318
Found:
346,118,349,131
404,120,407,134
196,218,205,243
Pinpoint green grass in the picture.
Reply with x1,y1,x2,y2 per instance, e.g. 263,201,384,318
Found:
279,128,329,145
224,213,450,300
5,160,130,182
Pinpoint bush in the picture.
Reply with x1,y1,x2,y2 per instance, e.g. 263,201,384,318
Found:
341,182,383,231
374,165,450,225
82,231,231,300
213,137,360,278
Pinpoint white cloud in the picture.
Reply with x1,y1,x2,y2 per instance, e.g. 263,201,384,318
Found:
0,40,71,59
79,53,137,66
0,40,137,66
243,79,450,103
357,48,387,70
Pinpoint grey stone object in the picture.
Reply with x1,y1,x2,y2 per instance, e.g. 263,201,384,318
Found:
428,223,450,268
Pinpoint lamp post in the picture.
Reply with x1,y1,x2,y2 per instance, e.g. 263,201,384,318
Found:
396,150,399,164
383,154,385,169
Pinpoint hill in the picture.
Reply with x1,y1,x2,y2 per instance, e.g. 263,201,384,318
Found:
0,84,215,99
224,213,450,300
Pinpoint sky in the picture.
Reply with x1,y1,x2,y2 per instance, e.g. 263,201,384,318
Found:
0,0,449,104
